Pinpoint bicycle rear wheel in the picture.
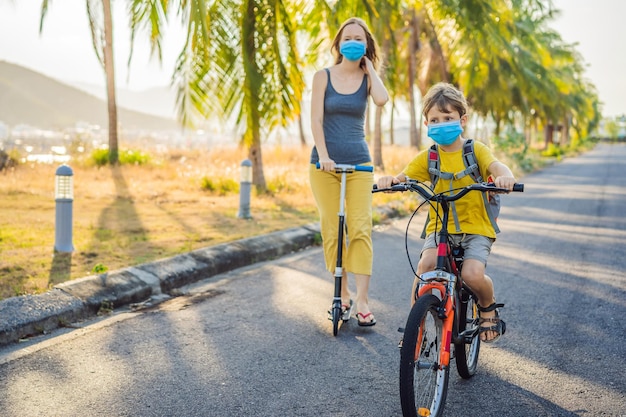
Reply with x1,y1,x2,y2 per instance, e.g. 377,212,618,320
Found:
454,287,480,379
399,294,449,417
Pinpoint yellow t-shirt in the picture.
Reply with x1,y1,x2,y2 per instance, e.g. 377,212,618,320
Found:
403,140,499,238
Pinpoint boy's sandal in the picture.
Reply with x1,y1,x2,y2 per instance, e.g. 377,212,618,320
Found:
478,302,506,344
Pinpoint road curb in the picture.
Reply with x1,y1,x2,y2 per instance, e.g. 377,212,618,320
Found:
0,222,322,346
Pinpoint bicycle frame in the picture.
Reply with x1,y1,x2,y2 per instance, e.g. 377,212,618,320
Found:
415,196,459,369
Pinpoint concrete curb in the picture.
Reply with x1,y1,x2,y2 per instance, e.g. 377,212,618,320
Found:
0,222,322,346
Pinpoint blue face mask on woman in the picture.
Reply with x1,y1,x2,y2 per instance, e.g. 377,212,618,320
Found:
427,120,463,146
340,40,366,62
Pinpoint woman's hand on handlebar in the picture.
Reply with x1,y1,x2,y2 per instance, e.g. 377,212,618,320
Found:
317,157,335,172
376,175,402,190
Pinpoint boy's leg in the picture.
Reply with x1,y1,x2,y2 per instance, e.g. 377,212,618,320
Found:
460,260,500,341
459,234,501,342
414,233,437,306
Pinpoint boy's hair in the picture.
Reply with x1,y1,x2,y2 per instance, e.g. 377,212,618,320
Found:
422,82,468,119
331,17,381,69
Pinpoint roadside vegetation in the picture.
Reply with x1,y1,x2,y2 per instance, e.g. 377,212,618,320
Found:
0,134,599,300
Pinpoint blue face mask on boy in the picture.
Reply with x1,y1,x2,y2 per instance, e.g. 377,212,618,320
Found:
427,120,463,146
340,40,366,62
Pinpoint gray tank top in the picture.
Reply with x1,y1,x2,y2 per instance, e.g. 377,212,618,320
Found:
310,68,371,165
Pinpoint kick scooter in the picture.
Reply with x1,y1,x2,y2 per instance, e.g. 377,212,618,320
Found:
318,163,374,336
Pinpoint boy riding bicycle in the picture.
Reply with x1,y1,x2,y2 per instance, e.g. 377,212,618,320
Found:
377,82,516,343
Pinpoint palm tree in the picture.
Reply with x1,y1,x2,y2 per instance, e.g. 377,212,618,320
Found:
40,0,120,164
135,0,305,190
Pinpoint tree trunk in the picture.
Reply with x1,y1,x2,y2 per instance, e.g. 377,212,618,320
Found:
242,0,266,190
562,115,570,146
544,123,554,149
102,0,119,164
389,100,395,146
248,133,266,190
408,8,420,149
298,112,306,147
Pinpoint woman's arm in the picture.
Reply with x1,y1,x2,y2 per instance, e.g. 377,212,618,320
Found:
310,70,334,171
363,58,389,107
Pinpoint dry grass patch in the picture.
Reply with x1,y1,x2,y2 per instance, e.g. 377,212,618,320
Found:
0,145,413,300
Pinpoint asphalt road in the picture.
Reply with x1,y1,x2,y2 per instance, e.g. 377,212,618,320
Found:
1,143,625,417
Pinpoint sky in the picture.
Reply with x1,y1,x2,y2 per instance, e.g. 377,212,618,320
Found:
0,0,624,118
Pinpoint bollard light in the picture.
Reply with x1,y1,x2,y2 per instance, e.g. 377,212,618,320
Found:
240,159,253,183
238,159,252,219
54,164,74,252
55,164,74,199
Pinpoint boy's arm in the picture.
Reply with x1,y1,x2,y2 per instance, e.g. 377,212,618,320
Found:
487,161,516,191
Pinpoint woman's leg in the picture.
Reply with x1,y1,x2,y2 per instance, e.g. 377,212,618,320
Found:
343,169,375,323
309,165,351,304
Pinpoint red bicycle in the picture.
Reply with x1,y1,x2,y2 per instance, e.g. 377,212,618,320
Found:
374,179,523,417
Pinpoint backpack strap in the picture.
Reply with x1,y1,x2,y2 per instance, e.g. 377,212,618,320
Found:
461,139,483,182
423,145,439,239
423,144,455,238
464,139,500,234
427,144,440,189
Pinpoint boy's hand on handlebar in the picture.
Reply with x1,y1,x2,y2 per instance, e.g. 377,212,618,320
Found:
377,175,400,190
493,175,517,192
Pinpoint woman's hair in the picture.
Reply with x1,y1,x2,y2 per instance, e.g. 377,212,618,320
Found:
422,83,469,118
331,17,381,69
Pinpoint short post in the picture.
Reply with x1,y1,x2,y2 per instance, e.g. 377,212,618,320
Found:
54,164,74,252
238,159,252,219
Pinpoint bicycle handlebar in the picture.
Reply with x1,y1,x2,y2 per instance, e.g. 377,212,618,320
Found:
372,180,524,203
315,162,374,173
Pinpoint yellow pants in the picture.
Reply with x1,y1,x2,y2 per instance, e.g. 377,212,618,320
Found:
309,164,373,276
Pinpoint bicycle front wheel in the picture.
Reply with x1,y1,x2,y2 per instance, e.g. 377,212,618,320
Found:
399,294,449,417
454,287,480,379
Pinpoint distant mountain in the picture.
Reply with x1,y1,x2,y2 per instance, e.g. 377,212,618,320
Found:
0,61,178,131
71,81,178,120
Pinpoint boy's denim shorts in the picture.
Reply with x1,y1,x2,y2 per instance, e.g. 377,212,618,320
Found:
422,233,494,266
